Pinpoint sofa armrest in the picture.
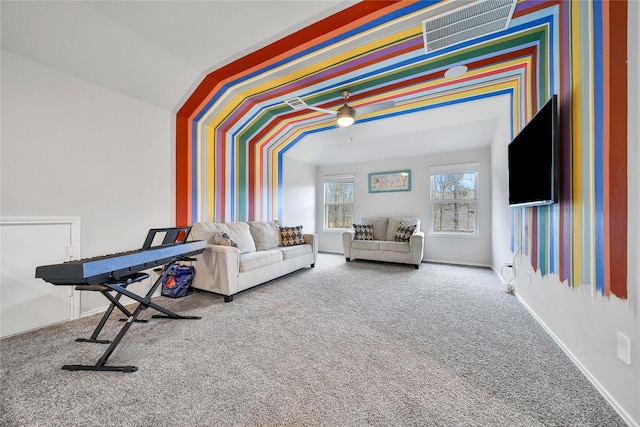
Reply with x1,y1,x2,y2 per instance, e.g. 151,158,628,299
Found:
409,231,425,265
303,233,319,264
342,230,355,260
206,244,240,255
192,244,241,296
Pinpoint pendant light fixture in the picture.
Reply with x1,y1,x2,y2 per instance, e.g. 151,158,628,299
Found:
336,103,355,127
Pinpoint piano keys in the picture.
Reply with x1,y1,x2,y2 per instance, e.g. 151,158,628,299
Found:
36,240,206,285
36,226,206,285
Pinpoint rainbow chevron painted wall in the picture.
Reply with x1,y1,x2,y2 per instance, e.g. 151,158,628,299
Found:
176,0,628,299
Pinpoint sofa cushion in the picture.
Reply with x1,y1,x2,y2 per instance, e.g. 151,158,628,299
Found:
239,250,283,273
394,223,416,242
361,217,388,240
280,225,305,246
213,231,238,248
353,224,374,240
386,217,420,241
279,244,312,260
351,240,380,250
224,222,257,254
248,220,282,250
190,222,222,244
380,241,411,252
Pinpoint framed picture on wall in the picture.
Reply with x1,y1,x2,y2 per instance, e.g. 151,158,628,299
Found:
368,169,411,193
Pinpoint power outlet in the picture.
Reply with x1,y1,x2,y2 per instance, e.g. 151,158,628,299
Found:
617,332,631,365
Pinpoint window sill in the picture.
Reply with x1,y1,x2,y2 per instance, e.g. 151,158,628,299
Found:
428,232,479,239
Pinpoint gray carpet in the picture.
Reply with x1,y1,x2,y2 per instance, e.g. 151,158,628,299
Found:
0,253,626,426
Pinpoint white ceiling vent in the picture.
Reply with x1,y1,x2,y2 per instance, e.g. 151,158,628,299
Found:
422,0,517,54
285,97,308,110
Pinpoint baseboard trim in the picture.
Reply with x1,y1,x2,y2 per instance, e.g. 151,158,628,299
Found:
423,258,492,269
514,293,637,427
319,252,493,270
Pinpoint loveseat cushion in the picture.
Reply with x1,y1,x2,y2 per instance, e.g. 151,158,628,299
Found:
280,225,305,246
386,217,421,241
361,217,388,240
380,241,411,252
351,240,380,250
248,220,282,250
239,250,283,273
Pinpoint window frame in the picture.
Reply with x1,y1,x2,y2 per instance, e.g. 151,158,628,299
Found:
323,174,355,232
429,163,479,237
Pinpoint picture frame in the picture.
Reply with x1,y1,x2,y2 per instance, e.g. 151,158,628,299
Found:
368,169,411,193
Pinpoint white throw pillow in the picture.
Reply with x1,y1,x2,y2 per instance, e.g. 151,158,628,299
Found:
248,220,282,250
224,222,257,253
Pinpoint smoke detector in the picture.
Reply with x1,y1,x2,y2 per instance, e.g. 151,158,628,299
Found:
422,0,517,54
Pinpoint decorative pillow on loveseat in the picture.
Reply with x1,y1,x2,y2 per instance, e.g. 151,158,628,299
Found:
353,224,374,240
394,223,416,242
280,225,305,246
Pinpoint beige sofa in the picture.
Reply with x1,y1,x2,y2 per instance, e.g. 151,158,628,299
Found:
189,220,317,301
343,217,424,268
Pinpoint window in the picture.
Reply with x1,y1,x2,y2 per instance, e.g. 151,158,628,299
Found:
324,174,354,230
430,163,478,235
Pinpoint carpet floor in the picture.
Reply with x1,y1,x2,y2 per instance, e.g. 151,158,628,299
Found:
0,253,626,426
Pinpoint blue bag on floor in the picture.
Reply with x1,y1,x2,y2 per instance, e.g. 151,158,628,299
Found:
161,264,195,298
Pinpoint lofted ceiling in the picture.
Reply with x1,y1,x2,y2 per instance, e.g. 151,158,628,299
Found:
0,0,502,165
0,1,354,112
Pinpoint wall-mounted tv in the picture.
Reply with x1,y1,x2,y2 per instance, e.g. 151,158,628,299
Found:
508,95,559,207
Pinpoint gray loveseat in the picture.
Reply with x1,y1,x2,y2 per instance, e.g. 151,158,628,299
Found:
342,217,424,268
189,220,317,301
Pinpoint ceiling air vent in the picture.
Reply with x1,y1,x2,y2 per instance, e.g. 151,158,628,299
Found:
422,0,517,54
285,97,308,110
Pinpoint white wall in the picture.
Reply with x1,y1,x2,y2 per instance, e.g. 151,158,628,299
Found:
315,147,492,266
1,50,174,315
490,108,514,270
491,5,640,424
282,156,316,232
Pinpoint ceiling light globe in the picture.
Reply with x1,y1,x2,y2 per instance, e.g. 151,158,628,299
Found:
336,104,355,127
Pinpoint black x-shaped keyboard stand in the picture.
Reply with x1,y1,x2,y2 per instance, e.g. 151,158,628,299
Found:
63,256,200,373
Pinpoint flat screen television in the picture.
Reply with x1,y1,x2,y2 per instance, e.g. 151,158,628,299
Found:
508,94,559,207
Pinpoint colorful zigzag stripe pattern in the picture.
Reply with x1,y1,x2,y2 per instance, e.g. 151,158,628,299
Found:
176,0,628,299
